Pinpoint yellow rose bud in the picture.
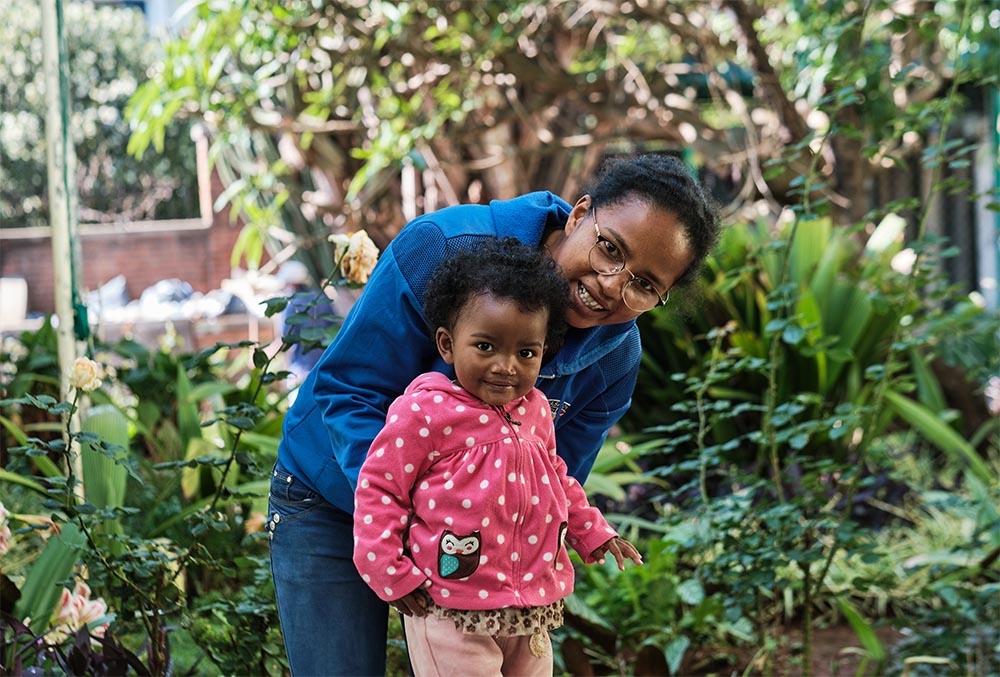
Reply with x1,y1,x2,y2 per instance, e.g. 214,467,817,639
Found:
69,357,103,392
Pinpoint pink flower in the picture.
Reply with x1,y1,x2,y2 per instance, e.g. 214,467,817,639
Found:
51,588,76,627
46,580,111,647
78,597,108,627
0,502,10,557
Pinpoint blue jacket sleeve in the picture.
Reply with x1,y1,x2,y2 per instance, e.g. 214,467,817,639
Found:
309,223,445,497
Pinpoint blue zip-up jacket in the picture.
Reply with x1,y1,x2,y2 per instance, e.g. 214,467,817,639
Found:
277,191,641,515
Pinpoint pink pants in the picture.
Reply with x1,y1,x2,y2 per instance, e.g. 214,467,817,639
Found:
404,613,553,677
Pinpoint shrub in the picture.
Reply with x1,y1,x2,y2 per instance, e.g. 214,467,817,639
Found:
0,1,197,229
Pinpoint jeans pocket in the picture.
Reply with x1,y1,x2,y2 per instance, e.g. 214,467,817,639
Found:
267,461,323,538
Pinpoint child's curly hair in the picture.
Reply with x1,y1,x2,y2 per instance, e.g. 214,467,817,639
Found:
424,237,570,353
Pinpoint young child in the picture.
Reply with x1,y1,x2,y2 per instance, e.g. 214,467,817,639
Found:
353,238,642,676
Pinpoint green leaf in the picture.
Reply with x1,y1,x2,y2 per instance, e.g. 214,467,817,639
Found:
188,382,239,402
883,389,993,485
563,593,615,631
227,416,257,431
782,324,806,345
909,348,946,412
0,468,48,495
837,597,885,661
261,296,289,316
676,578,704,605
237,431,280,454
14,523,87,629
0,414,29,445
176,364,203,454
80,404,130,530
789,216,831,285
665,635,690,675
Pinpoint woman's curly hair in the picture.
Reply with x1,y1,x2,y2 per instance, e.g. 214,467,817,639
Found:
424,237,570,353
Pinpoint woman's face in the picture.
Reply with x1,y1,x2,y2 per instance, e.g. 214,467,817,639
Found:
547,196,695,329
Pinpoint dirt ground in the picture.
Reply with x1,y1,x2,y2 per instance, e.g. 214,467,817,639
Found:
680,624,905,677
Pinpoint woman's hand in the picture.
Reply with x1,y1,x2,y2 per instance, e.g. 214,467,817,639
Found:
590,537,643,570
390,588,431,617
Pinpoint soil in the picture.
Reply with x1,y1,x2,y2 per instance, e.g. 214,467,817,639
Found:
680,624,905,677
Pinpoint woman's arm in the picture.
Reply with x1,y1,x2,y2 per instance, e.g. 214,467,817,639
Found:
308,222,446,501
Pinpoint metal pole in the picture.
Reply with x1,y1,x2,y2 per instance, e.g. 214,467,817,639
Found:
41,0,85,497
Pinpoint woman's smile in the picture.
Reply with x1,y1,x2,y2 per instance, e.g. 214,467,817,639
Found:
576,281,608,313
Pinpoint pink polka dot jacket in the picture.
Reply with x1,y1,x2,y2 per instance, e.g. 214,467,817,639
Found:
353,372,619,611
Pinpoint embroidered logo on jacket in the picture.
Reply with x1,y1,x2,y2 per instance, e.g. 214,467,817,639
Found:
548,399,571,420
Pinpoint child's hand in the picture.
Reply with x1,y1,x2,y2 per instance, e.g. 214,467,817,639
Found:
389,587,431,617
591,537,643,570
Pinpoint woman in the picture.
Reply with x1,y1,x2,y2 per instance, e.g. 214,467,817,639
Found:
267,153,721,676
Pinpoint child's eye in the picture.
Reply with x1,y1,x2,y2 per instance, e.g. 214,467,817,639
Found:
475,342,494,352
519,349,537,359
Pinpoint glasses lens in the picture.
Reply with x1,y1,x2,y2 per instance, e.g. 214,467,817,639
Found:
622,281,659,312
589,241,624,275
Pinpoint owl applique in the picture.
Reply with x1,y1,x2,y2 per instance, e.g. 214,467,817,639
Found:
438,530,481,579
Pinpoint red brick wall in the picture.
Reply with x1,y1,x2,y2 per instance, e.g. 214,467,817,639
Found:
0,216,243,315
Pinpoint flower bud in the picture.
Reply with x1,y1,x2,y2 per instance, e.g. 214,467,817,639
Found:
68,357,103,392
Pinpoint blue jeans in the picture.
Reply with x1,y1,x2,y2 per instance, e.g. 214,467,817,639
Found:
268,460,389,676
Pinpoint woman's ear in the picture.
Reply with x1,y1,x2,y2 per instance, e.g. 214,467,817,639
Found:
564,195,592,236
435,327,455,365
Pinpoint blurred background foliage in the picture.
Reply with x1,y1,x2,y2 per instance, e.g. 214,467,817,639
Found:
2,0,999,675
125,0,999,280
0,1,198,229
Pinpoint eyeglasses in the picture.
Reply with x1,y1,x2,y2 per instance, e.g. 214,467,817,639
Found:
589,206,669,312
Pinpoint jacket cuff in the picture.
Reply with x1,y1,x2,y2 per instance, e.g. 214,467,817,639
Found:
570,522,619,564
360,559,429,602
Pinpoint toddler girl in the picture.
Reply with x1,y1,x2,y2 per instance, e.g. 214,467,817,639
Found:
353,238,642,676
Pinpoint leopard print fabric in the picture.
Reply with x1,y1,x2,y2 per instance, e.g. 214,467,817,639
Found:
428,600,564,638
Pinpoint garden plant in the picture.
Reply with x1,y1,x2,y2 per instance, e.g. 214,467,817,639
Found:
2,1,999,676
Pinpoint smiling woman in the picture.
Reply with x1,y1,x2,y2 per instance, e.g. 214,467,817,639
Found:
267,153,721,676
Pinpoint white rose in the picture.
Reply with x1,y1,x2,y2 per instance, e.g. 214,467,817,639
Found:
328,232,351,256
339,230,379,285
68,357,103,392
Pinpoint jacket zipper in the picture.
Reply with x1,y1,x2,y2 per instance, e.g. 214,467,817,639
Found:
495,404,527,603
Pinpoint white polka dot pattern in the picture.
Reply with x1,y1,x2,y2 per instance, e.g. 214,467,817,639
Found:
352,372,619,609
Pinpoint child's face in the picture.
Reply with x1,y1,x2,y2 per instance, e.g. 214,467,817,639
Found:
435,293,548,407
